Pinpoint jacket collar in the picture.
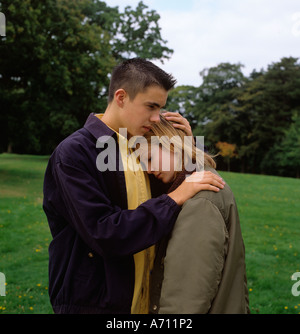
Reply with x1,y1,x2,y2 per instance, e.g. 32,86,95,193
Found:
83,113,116,140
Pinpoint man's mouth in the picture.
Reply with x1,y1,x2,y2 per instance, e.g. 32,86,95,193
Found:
142,126,151,132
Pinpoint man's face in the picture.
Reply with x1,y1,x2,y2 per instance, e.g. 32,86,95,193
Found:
120,86,168,137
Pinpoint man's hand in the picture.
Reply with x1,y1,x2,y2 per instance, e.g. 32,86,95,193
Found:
168,171,225,206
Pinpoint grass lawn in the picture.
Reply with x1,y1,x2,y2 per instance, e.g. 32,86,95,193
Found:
0,153,300,314
0,154,52,314
218,171,300,314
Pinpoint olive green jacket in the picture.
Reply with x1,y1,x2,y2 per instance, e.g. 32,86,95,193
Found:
150,168,250,314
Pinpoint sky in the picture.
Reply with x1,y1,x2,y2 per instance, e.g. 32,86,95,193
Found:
107,0,300,86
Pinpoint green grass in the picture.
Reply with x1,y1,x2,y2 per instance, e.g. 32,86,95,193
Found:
218,171,300,314
0,154,52,314
0,153,300,314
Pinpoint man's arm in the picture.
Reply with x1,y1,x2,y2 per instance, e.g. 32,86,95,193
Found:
52,159,181,259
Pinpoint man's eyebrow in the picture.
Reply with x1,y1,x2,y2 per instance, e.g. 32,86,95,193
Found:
146,102,165,108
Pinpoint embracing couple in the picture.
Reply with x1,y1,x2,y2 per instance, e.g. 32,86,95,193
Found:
43,58,250,314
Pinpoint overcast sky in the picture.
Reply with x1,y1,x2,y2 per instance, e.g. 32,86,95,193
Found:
108,0,300,86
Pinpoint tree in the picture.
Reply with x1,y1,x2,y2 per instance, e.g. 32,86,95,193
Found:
193,62,248,165
267,113,300,178
239,57,300,174
110,1,173,63
215,141,237,171
195,62,247,139
0,0,115,153
0,0,173,154
165,85,199,130
192,58,300,175
83,1,173,63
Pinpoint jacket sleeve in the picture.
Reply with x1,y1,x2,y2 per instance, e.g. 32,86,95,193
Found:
159,196,228,314
51,158,181,259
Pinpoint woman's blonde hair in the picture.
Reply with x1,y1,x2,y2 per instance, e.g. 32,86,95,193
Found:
144,114,216,178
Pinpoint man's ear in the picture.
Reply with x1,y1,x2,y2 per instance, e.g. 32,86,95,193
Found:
114,89,127,108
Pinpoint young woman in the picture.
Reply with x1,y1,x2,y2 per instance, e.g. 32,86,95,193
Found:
142,114,250,314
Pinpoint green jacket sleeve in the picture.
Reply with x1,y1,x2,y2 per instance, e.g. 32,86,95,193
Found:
159,196,229,314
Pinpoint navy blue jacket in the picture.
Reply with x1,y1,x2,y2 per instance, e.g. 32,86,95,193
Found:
43,114,181,314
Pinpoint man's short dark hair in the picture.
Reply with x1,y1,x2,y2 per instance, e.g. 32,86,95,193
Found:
108,58,177,103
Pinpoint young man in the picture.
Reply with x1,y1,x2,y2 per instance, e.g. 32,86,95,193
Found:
43,58,225,314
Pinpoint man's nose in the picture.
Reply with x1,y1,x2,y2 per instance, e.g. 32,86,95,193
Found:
149,110,160,124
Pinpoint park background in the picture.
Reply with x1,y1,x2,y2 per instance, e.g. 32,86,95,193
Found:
0,0,299,314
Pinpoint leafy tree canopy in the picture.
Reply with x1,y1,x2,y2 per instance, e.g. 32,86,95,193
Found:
0,0,173,154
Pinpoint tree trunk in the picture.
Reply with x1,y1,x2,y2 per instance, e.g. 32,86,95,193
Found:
7,142,13,153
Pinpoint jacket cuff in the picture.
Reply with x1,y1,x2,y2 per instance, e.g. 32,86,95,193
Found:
160,194,182,211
